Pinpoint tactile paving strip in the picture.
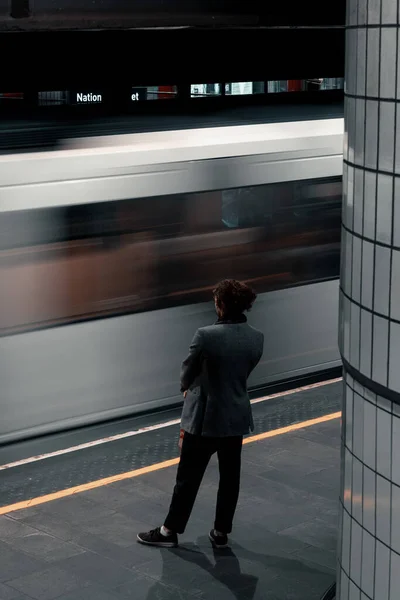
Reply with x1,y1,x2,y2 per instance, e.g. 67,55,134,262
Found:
0,381,342,507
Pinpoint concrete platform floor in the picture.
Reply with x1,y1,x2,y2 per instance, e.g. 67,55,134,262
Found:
0,383,341,599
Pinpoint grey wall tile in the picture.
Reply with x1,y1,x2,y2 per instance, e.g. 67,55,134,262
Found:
377,395,392,413
374,245,391,317
372,315,389,387
357,0,368,24
360,309,373,377
390,550,400,600
340,231,347,294
346,384,354,452
376,475,391,545
397,32,400,101
367,29,381,97
346,371,355,388
389,323,400,393
352,457,364,524
342,509,352,574
353,168,364,235
352,236,362,304
364,386,377,405
363,400,377,469
342,295,351,362
347,97,356,165
361,241,374,310
345,231,353,298
381,0,398,23
365,100,379,169
361,529,375,599
355,101,366,167
344,29,350,97
350,518,363,587
374,540,390,600
356,29,367,97
395,124,400,176
344,448,354,513
340,566,350,600
347,30,357,97
350,301,361,368
337,493,344,556
379,101,395,170
342,165,348,227
354,380,364,396
376,174,393,245
353,392,365,460
349,580,361,600
391,415,400,486
390,251,400,323
344,104,349,162
339,292,345,354
393,180,400,245
347,0,358,26
380,30,397,98
368,0,381,23
376,408,393,479
363,466,376,535
390,483,400,555
363,170,377,239
346,165,355,232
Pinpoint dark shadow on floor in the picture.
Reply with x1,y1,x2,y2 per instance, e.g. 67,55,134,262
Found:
144,543,258,599
143,536,335,599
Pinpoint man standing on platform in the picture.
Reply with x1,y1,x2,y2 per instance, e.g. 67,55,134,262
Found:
137,279,264,549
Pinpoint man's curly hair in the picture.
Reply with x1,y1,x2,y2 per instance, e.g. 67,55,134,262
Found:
213,279,257,316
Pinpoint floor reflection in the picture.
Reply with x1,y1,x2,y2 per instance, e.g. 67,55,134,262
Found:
144,541,258,599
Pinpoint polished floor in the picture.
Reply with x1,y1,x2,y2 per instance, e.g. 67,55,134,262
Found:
0,380,341,599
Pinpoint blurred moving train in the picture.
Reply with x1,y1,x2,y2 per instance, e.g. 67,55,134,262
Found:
0,118,344,443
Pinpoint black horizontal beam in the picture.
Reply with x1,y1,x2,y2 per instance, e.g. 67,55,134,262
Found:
0,28,345,88
5,0,345,28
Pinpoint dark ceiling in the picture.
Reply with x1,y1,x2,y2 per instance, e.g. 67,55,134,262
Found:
3,0,346,30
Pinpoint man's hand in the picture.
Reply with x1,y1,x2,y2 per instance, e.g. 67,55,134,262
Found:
183,390,187,398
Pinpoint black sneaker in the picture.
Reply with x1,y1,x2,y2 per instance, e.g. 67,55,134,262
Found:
209,529,228,549
137,527,178,548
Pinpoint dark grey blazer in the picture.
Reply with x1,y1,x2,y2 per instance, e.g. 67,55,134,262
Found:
180,316,264,437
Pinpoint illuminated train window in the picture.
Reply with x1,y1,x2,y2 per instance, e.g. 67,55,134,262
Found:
38,91,69,106
190,84,221,98
0,92,24,103
267,79,344,93
191,79,344,98
130,86,178,102
225,82,265,95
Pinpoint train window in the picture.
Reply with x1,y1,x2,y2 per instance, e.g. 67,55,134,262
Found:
38,91,69,107
189,79,344,99
190,84,221,98
225,83,265,95
129,86,178,102
0,92,24,105
0,176,342,334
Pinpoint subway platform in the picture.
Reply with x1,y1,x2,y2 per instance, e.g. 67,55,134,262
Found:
0,379,342,600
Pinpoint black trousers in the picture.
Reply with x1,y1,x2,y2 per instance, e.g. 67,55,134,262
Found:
164,432,243,535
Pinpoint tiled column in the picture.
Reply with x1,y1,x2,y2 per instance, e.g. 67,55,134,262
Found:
337,0,400,599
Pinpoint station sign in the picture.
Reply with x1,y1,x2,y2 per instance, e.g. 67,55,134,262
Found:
130,87,147,102
72,91,104,105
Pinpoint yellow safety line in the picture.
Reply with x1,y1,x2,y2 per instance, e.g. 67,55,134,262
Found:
0,411,341,516
242,411,341,445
